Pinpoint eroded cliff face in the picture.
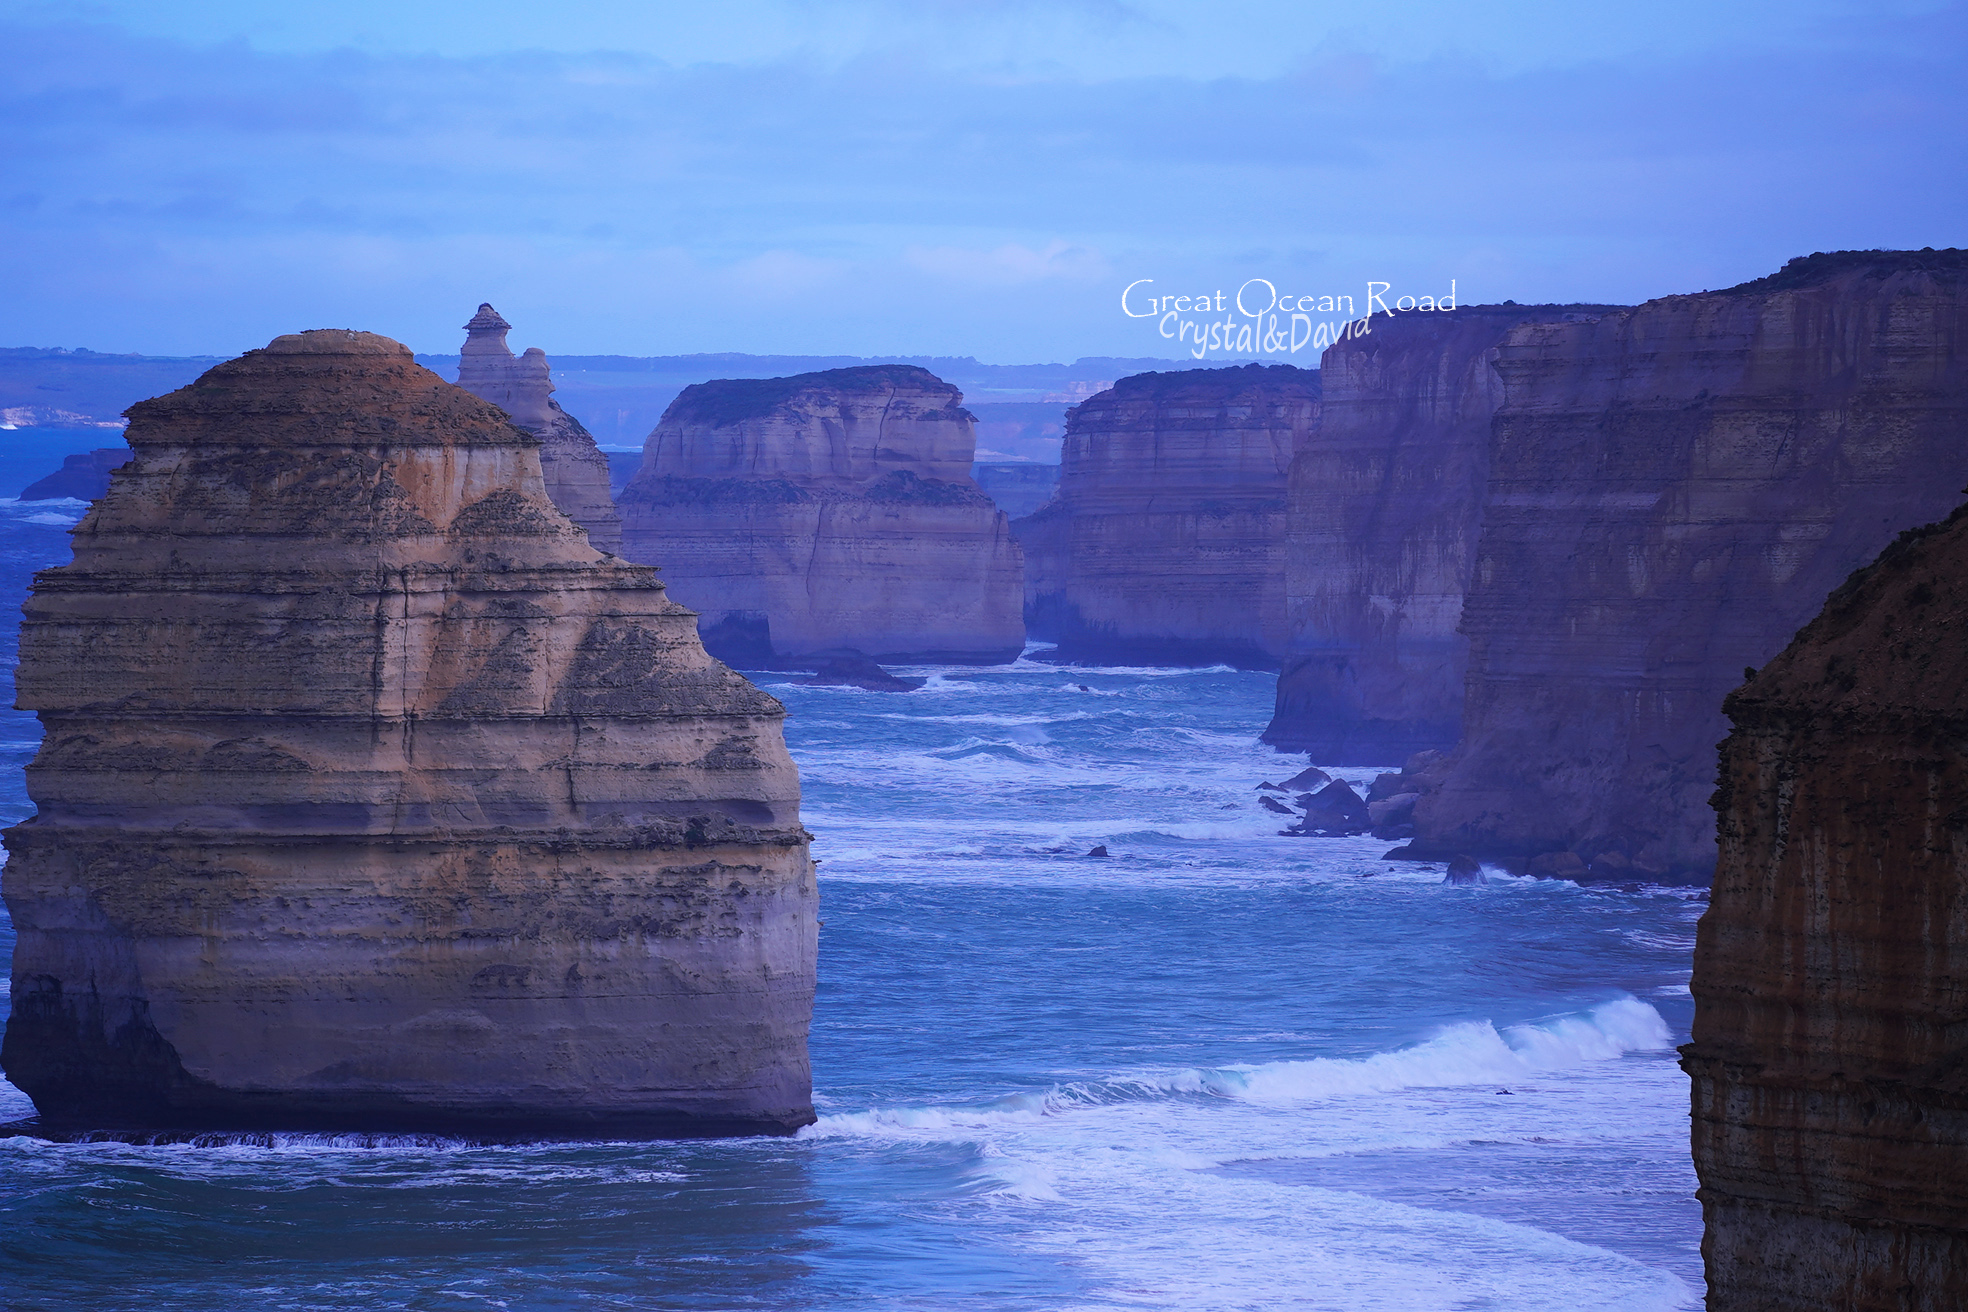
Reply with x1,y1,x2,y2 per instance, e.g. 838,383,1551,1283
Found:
1015,363,1319,668
1412,250,1968,878
1263,306,1618,761
1686,502,1968,1310
456,304,623,555
617,365,1023,665
0,329,816,1137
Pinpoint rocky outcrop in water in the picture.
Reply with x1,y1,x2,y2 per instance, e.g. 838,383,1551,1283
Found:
1015,363,1319,668
456,304,623,555
617,365,1023,665
0,329,816,1137
1686,501,1968,1310
1263,305,1619,761
793,655,927,692
19,447,131,501
1411,250,1968,879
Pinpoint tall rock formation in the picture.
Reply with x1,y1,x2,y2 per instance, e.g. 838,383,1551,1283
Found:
1015,363,1319,668
1687,501,1968,1310
1263,305,1619,761
456,304,623,555
1411,249,1968,879
0,329,816,1137
617,365,1023,666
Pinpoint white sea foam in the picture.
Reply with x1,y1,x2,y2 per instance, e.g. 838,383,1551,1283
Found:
0,1074,34,1122
810,997,1673,1140
806,998,1693,1310
1624,929,1699,951
0,496,87,526
880,710,1100,727
0,655,1700,1308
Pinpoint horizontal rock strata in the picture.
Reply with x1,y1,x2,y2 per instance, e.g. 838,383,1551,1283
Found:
617,365,1024,665
1264,305,1620,762
1687,502,1968,1310
1412,249,1968,879
1015,363,1319,668
456,303,623,555
0,329,815,1137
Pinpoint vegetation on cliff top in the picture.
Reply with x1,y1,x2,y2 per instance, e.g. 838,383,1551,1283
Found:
663,366,970,428
1722,247,1968,294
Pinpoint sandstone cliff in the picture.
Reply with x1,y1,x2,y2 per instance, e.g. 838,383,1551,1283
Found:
1411,250,1968,879
1686,501,1968,1310
0,329,816,1137
617,365,1023,665
456,304,623,555
1015,363,1319,668
1263,305,1620,761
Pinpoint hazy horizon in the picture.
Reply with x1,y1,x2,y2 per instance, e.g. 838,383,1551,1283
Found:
2,0,1962,360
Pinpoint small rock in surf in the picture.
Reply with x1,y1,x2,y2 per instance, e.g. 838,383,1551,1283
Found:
794,654,927,691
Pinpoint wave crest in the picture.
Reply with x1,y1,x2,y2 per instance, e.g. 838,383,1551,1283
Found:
805,997,1673,1140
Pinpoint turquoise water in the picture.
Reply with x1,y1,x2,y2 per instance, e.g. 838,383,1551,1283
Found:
0,497,1702,1309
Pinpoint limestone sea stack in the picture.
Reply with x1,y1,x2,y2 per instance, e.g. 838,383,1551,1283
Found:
1410,249,1968,879
0,330,816,1137
1015,363,1319,668
456,303,623,555
1263,305,1619,760
1687,502,1968,1309
617,366,1023,665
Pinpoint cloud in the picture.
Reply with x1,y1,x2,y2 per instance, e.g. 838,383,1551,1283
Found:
0,11,1962,358
905,241,1111,285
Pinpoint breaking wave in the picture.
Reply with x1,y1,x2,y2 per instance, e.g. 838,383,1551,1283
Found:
807,997,1672,1138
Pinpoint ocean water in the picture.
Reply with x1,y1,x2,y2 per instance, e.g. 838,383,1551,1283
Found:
0,496,1703,1310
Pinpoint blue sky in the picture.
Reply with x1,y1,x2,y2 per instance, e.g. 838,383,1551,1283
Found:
2,1,1962,359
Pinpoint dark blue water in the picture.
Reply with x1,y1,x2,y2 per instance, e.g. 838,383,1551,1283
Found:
0,426,126,502
0,497,1702,1310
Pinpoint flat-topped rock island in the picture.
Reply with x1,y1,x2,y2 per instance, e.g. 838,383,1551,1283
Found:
1016,363,1319,668
0,329,817,1138
617,365,1023,666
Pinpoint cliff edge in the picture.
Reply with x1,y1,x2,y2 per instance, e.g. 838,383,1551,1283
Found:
0,329,816,1137
1687,500,1968,1309
1264,305,1619,760
1016,363,1318,669
1412,250,1968,878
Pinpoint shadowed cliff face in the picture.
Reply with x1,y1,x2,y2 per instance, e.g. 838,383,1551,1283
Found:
0,329,816,1138
456,303,623,555
1263,305,1621,762
1412,251,1968,879
617,365,1024,665
1015,363,1319,669
1687,501,1968,1311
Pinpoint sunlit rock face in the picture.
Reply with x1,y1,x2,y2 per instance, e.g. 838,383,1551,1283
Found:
1408,250,1968,880
1015,363,1319,669
616,365,1023,665
1688,502,1968,1311
456,303,623,555
1263,306,1618,761
0,329,816,1138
